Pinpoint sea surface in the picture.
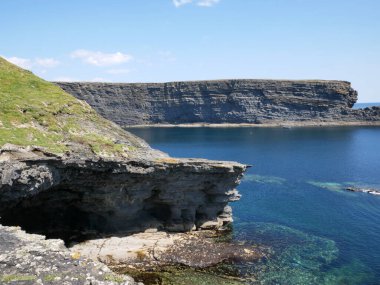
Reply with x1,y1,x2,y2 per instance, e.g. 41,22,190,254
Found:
353,102,380,109
129,126,380,285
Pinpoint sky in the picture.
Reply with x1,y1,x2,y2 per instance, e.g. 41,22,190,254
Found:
1,0,379,102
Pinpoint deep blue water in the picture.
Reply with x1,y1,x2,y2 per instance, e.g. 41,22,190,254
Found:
353,102,380,109
129,127,380,284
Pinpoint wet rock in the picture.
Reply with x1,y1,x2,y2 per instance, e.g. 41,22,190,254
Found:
346,186,380,195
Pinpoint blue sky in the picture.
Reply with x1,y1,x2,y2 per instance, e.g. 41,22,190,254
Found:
1,0,379,102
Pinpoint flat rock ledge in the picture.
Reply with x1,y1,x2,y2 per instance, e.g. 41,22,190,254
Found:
70,230,266,272
0,225,140,285
0,145,247,284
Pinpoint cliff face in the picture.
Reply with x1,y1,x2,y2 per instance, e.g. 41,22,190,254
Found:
55,80,379,126
0,146,245,243
0,57,248,283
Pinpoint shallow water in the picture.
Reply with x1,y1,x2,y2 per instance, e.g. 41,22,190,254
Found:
128,126,380,284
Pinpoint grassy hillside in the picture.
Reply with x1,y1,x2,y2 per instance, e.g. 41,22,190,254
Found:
0,57,142,157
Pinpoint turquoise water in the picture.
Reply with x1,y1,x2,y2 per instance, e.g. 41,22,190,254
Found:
353,102,380,109
129,127,380,284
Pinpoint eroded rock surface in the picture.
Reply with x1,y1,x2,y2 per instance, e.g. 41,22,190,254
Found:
70,230,265,271
55,80,380,126
0,146,246,243
0,225,139,285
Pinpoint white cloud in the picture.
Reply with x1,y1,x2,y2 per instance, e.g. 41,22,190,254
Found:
3,56,60,69
4,56,32,69
71,49,133,66
172,0,220,7
173,0,192,7
197,0,220,7
106,68,130,75
35,58,60,68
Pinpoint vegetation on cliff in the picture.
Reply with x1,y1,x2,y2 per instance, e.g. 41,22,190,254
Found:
0,57,144,157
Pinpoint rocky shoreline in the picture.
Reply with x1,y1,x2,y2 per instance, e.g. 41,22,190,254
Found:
126,121,380,128
70,230,267,283
0,225,140,285
0,58,255,285
0,144,247,284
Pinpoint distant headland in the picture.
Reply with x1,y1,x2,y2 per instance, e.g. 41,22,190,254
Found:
55,80,380,127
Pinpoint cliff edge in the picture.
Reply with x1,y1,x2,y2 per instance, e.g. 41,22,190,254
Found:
0,57,247,283
55,80,380,126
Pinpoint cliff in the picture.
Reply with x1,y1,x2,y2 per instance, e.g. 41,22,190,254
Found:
55,80,380,126
0,57,247,283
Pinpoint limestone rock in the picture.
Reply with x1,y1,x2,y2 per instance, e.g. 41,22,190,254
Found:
0,146,246,243
54,80,380,126
0,225,139,285
70,231,265,270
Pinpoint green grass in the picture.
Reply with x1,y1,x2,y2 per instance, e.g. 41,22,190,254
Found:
0,57,139,157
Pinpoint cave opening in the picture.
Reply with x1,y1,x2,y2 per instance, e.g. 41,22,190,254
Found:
0,186,173,246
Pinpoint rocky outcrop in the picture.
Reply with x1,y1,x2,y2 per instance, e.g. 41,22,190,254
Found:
70,230,265,271
0,225,139,285
0,57,250,283
55,80,380,126
0,145,246,244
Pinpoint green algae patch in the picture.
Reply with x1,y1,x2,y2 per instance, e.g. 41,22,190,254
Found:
118,266,246,285
0,57,141,157
244,174,286,185
307,181,344,192
1,274,37,282
104,273,125,283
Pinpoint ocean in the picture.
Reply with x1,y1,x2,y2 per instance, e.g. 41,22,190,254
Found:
129,126,380,284
353,103,380,109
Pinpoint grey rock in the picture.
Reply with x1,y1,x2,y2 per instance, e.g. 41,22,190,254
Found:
0,225,137,285
70,230,265,270
54,80,380,125
0,146,246,243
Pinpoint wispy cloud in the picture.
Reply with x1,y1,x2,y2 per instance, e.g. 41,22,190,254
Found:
3,56,60,69
35,58,60,68
173,0,192,7
197,0,220,7
71,49,133,66
172,0,220,7
4,56,32,69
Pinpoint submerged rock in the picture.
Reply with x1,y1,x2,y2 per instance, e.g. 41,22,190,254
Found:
346,186,380,195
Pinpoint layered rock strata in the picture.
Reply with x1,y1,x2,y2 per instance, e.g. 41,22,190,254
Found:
0,57,249,284
55,80,380,126
0,146,246,244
